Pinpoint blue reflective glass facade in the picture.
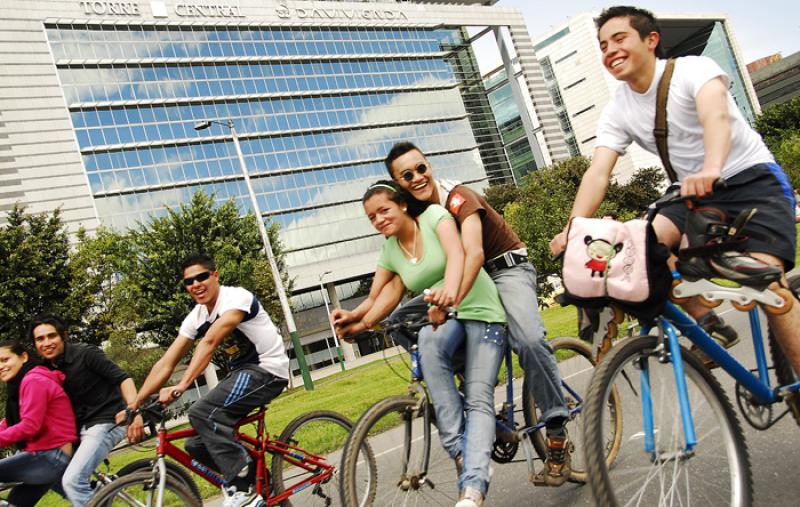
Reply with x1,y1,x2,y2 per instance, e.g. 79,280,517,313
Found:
46,23,499,287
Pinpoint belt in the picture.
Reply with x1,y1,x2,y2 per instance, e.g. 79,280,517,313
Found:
484,251,528,274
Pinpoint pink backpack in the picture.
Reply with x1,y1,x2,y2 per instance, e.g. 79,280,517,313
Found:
561,218,671,321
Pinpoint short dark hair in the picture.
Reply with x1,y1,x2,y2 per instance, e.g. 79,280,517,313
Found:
362,180,430,218
180,253,216,274
0,340,30,358
596,6,665,58
384,142,423,177
27,314,67,345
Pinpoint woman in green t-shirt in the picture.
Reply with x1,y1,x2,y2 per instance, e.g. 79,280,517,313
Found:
362,180,506,507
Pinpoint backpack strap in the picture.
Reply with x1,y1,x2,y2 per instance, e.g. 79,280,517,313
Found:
654,58,678,183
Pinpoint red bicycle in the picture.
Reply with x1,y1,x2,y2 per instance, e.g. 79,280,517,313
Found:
86,399,376,506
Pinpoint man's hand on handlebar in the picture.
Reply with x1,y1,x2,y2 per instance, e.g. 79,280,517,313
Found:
113,407,146,444
427,306,448,328
680,168,722,199
159,386,184,405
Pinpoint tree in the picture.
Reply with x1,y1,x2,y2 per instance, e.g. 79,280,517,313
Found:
755,97,800,189
755,96,800,151
483,183,520,216
0,204,71,341
113,191,289,348
503,156,666,298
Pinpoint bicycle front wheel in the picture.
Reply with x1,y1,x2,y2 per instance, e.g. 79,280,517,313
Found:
115,458,201,503
86,469,201,507
272,409,372,507
341,394,458,506
583,335,753,506
524,336,623,483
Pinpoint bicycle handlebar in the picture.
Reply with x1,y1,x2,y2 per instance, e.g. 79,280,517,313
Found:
650,178,728,211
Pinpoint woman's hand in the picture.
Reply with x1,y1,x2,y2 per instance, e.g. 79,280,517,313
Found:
423,287,455,309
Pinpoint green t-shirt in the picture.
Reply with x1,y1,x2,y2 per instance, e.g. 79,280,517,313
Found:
377,205,506,324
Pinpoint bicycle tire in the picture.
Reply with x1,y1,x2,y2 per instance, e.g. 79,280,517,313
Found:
769,273,800,425
115,458,202,503
523,336,622,484
272,409,371,507
86,469,201,507
341,394,458,506
584,334,753,506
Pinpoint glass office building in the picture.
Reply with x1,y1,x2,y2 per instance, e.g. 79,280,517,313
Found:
1,0,567,367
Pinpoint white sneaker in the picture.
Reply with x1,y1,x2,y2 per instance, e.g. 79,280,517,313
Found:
455,486,484,507
223,486,263,507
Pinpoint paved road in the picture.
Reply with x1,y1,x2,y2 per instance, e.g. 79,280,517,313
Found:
482,304,800,507
208,303,800,506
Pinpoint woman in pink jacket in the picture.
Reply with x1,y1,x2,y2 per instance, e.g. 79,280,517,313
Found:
0,340,77,506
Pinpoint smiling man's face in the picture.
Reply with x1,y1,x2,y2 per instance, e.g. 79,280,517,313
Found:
183,264,221,308
598,16,658,87
389,149,436,203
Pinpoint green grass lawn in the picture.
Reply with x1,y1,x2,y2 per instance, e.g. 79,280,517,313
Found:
37,303,580,506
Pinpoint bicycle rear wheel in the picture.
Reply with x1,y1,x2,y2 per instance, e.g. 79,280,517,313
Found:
272,409,373,507
86,469,201,507
341,394,458,506
584,334,753,506
524,336,622,483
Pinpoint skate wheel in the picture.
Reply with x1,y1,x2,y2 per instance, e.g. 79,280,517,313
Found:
732,300,757,312
764,288,794,315
699,296,722,308
670,279,689,304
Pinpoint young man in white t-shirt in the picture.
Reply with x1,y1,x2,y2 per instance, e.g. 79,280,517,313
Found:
130,254,289,507
549,6,800,376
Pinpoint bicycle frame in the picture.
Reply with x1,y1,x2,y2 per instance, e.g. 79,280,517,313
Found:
637,300,800,456
150,408,335,505
493,345,584,439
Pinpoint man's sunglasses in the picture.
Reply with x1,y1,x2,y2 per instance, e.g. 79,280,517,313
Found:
183,271,212,286
400,163,428,182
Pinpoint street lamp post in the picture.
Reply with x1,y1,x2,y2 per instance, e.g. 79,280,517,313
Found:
194,119,314,391
319,271,346,371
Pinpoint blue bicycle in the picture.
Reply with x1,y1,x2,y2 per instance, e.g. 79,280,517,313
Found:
582,192,799,506
340,314,623,506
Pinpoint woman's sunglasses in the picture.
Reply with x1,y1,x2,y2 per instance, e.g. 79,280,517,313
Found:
183,271,212,286
400,163,428,182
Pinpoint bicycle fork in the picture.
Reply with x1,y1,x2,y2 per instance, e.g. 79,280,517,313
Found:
637,323,697,463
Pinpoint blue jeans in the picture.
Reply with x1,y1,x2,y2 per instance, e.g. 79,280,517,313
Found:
491,263,568,422
62,422,125,506
0,447,71,507
418,319,506,495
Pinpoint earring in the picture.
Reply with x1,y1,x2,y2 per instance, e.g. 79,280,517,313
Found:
403,208,407,212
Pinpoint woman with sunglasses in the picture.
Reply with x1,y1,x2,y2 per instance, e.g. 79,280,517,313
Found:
362,180,506,507
0,340,77,506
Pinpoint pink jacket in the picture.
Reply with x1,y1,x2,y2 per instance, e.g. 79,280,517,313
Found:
0,366,77,451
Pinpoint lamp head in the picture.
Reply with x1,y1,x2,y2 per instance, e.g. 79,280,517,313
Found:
194,121,212,131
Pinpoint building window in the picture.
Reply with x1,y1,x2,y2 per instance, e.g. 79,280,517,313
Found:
564,78,586,90
555,50,578,64
573,105,596,117
540,57,555,81
533,27,571,53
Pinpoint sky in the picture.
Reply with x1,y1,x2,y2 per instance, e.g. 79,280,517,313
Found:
496,0,799,64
